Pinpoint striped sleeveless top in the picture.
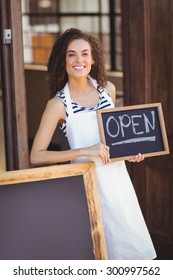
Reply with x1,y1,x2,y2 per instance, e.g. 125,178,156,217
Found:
56,85,112,137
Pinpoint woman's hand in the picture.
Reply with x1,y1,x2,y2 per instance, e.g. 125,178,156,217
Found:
128,153,145,163
83,143,111,164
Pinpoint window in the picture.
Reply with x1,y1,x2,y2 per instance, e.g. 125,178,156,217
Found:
22,0,122,71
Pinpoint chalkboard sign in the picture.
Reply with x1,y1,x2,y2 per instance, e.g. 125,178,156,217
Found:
97,103,169,161
0,163,107,260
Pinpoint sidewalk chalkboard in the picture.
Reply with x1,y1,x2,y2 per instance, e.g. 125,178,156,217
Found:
0,163,107,260
97,103,169,161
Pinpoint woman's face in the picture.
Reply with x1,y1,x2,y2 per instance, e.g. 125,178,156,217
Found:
66,38,94,79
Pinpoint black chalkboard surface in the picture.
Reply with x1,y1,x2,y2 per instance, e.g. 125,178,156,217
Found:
97,103,169,161
0,163,107,260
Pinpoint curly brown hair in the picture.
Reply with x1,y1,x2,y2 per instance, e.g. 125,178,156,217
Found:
47,28,107,99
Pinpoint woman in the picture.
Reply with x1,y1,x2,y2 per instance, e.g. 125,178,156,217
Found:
30,28,156,260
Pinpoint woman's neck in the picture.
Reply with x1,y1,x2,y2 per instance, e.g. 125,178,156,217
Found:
68,77,93,96
67,76,99,108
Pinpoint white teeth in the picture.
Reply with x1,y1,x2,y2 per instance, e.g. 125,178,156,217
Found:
73,66,84,70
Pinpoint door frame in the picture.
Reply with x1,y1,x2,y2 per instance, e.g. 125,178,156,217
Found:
0,0,29,170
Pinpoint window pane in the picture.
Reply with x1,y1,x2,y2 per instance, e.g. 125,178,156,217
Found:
101,0,109,13
115,35,122,52
115,0,122,13
101,34,111,70
60,0,99,13
115,16,122,34
101,16,109,33
27,0,59,13
116,53,122,71
60,17,99,33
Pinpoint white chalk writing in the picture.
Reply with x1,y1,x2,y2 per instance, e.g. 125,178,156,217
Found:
111,136,156,146
106,110,156,145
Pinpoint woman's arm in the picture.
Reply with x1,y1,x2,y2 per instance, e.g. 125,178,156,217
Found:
30,97,82,165
30,96,111,165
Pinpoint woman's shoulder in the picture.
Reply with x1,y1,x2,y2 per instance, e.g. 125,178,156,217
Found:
55,91,67,104
46,94,66,115
105,81,116,104
105,81,116,92
43,95,66,121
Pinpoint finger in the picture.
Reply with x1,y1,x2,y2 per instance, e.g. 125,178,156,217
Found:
101,145,111,164
98,144,106,164
128,153,145,162
129,155,138,162
128,157,133,162
137,153,145,162
104,146,111,164
128,155,137,162
102,149,110,164
136,153,141,162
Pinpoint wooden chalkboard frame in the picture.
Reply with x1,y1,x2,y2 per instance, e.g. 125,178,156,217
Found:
0,162,107,260
97,103,169,161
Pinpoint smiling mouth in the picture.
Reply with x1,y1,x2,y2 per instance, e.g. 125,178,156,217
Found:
73,66,85,71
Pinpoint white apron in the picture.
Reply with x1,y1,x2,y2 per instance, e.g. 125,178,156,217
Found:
64,81,156,260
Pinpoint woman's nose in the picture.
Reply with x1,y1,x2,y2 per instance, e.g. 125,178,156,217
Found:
76,54,83,62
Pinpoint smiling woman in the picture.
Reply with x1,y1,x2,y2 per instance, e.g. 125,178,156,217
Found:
30,28,156,260
66,39,94,77
65,39,99,107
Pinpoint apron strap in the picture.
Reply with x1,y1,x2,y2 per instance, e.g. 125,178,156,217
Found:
64,83,74,116
64,76,114,116
87,75,98,88
88,75,114,105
